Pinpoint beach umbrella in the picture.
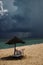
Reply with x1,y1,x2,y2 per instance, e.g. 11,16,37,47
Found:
5,36,25,55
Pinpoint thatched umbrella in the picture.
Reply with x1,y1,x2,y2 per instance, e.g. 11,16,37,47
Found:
5,36,25,55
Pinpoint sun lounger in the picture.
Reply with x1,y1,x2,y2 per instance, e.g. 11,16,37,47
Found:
13,49,25,57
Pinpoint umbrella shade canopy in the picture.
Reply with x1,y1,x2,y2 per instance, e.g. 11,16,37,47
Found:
5,36,25,45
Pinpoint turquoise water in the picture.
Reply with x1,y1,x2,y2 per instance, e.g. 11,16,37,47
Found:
0,38,43,49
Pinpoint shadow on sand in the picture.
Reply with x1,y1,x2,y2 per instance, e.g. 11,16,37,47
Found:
0,55,26,60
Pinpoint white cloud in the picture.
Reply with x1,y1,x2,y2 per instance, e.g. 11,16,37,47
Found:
0,1,8,16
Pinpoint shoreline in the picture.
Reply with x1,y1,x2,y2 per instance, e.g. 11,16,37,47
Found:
0,43,42,50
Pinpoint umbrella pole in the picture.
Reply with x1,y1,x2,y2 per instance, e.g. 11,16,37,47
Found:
14,43,16,55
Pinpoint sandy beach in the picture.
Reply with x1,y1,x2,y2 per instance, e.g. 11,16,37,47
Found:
0,43,43,65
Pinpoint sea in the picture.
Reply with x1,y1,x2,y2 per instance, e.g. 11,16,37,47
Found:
0,38,43,49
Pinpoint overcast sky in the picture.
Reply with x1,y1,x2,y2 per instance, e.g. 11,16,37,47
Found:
0,0,43,38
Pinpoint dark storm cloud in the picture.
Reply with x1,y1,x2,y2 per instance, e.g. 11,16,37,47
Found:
13,0,32,29
0,0,18,31
13,0,43,34
0,0,43,37
0,0,31,32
